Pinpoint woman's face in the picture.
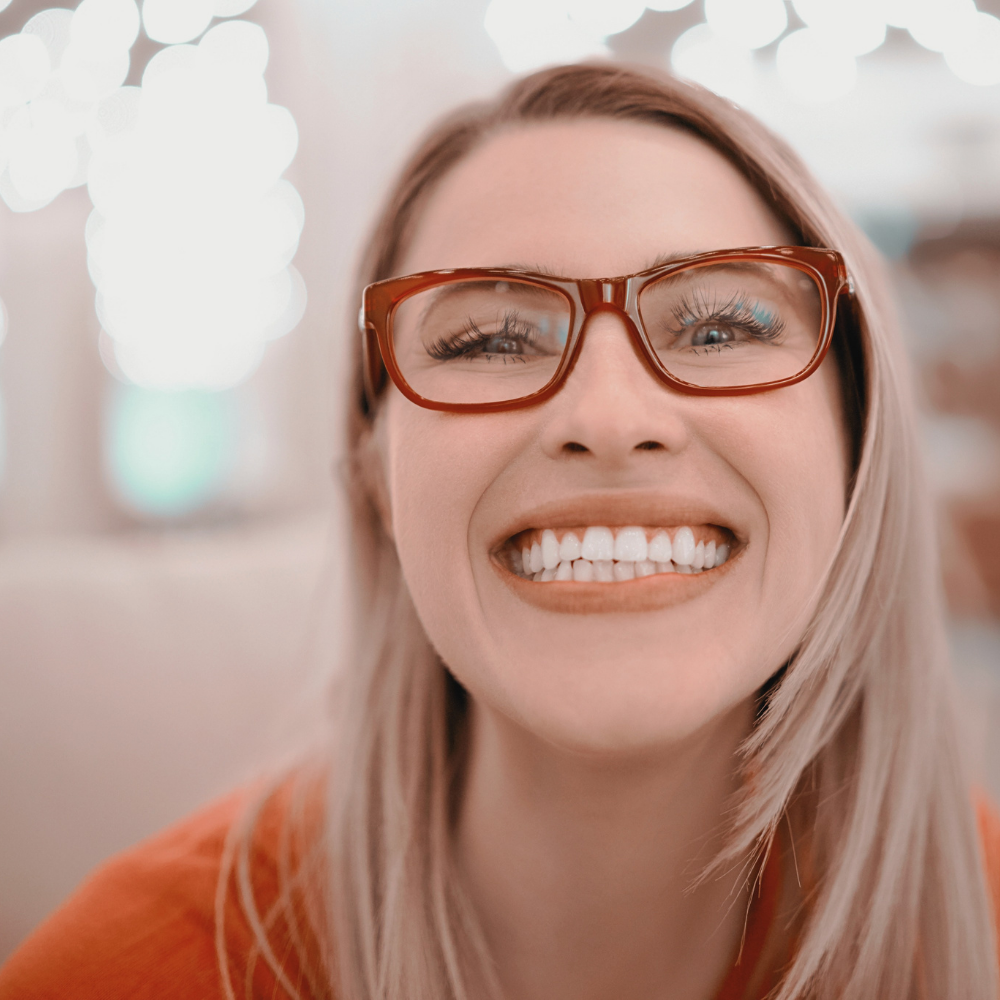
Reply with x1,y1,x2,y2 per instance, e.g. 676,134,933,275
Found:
375,119,849,755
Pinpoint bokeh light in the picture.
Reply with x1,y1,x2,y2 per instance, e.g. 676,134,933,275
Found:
791,0,886,57
704,0,787,50
86,18,305,390
671,23,755,104
213,0,258,16
477,0,1000,103
107,383,235,516
142,0,215,46
776,28,858,105
483,0,607,73
645,0,695,10
944,11,1000,86
0,0,306,407
904,0,979,54
566,0,646,38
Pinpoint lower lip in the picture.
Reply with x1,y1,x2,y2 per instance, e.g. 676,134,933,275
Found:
493,554,739,614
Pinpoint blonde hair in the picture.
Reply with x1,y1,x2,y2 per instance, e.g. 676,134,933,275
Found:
223,64,999,1000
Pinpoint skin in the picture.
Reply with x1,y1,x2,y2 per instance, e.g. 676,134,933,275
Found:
369,119,849,1000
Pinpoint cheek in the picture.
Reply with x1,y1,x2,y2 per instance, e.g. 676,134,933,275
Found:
381,396,531,635
725,363,849,632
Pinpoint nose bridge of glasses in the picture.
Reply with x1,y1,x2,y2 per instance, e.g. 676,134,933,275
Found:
579,277,628,312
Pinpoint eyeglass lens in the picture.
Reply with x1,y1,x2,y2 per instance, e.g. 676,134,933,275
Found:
389,261,823,405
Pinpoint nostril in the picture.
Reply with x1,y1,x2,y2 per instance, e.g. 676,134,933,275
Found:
635,440,665,451
564,441,589,453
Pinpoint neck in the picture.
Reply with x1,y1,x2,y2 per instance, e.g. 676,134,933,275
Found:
454,700,755,1000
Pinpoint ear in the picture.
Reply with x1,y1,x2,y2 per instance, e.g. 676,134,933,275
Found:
354,420,395,542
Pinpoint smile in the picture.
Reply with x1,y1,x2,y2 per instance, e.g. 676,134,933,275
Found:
506,525,733,582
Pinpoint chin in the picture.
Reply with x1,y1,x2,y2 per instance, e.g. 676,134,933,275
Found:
468,644,762,759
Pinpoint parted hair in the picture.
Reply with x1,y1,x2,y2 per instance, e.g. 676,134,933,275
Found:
222,63,999,1000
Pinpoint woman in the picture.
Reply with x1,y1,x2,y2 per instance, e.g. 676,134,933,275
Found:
2,63,998,1000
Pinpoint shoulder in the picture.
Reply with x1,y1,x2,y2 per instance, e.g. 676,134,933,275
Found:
0,781,305,1000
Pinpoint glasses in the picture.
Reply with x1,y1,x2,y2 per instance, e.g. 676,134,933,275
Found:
360,246,853,413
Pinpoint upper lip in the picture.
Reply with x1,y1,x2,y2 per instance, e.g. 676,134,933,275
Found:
487,489,745,554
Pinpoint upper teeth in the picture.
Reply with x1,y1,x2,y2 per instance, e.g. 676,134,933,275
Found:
511,526,731,582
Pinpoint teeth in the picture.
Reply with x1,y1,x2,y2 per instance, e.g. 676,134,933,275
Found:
672,526,696,566
511,525,733,582
613,526,647,562
581,526,615,562
613,561,635,581
529,542,543,574
559,531,582,563
541,529,560,571
692,540,705,571
648,531,672,563
594,559,614,582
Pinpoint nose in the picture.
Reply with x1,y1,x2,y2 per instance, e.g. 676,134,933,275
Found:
537,309,691,464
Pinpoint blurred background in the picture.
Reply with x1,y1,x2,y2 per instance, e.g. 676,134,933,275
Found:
1,0,999,963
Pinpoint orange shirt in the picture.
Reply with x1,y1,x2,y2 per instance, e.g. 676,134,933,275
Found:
1,788,998,1000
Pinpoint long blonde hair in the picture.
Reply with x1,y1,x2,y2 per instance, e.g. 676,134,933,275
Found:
225,64,999,1000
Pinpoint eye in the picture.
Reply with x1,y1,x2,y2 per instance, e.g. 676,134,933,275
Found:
690,325,736,347
484,333,529,354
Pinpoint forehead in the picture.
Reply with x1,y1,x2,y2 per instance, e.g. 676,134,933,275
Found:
400,119,794,280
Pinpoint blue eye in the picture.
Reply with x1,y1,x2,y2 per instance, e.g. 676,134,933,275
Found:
691,326,734,347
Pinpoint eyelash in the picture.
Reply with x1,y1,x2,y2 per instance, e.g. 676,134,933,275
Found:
428,310,538,361
670,290,785,344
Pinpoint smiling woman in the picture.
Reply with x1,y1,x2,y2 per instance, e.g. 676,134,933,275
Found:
2,63,999,1000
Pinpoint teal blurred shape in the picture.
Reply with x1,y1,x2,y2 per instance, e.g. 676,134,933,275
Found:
856,208,920,261
107,385,235,517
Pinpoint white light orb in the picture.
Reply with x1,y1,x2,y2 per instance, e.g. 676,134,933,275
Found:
704,0,787,50
944,11,1000,86
905,0,978,53
60,42,130,103
646,0,695,10
142,0,214,45
213,0,257,16
791,0,886,56
263,266,306,341
670,23,756,103
0,0,13,12
0,34,51,109
141,42,198,87
198,20,269,76
7,112,79,205
881,0,911,28
87,86,142,152
776,28,857,103
71,0,140,56
566,0,646,38
23,9,74,68
484,0,608,73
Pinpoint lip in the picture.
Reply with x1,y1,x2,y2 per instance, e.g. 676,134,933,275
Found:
487,489,746,614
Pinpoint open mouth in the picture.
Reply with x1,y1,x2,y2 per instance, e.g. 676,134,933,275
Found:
503,524,735,583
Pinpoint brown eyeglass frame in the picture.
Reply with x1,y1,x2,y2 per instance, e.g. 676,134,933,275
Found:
360,245,853,413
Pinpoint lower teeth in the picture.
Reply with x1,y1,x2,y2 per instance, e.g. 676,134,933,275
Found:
517,546,730,582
